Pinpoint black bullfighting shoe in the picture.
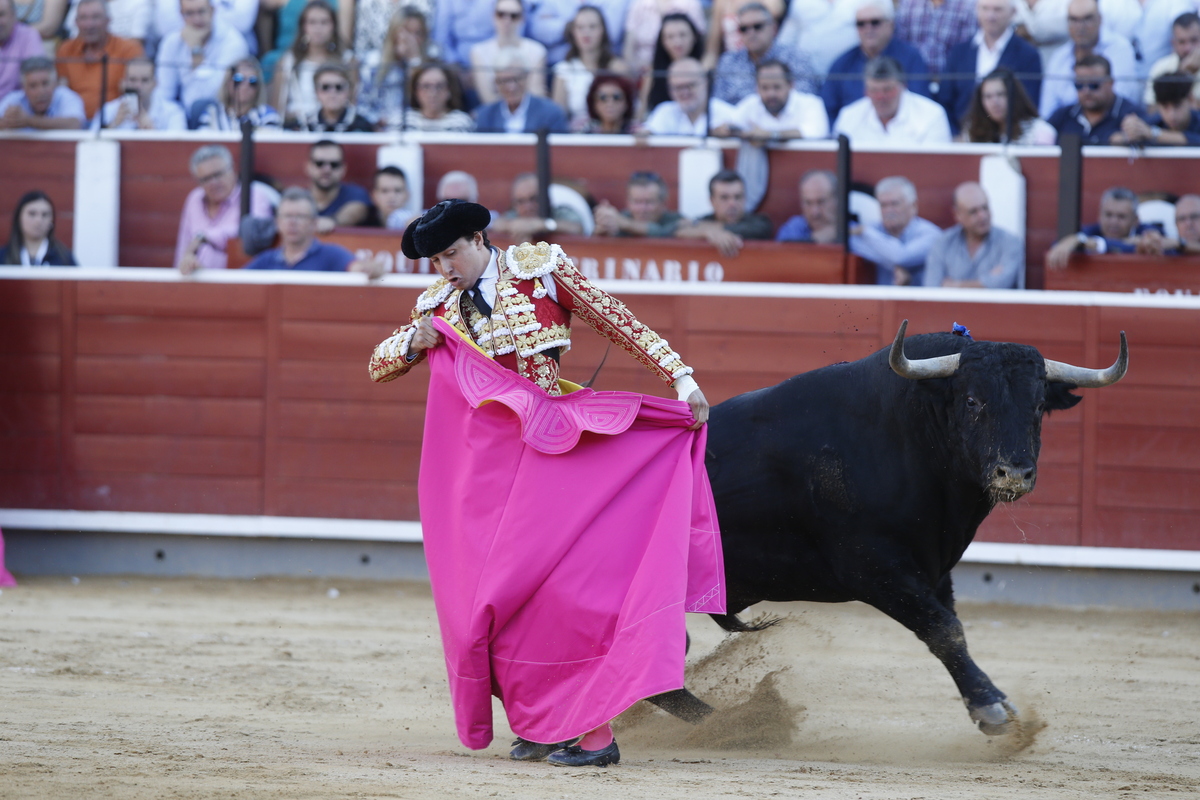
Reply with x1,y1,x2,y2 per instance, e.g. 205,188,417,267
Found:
509,737,577,761
546,740,620,767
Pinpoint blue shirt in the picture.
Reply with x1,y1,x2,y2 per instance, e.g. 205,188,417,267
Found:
1047,96,1145,146
319,183,371,219
1145,109,1200,146
776,215,814,242
245,240,355,271
849,216,942,286
821,38,932,123
0,86,86,128
1081,222,1164,254
712,41,819,106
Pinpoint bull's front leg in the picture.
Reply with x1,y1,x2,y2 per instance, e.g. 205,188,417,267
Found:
861,572,1018,735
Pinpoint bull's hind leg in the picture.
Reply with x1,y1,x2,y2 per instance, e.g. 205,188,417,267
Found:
863,572,1018,735
647,689,714,722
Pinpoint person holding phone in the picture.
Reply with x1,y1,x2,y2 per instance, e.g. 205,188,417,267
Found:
92,57,187,129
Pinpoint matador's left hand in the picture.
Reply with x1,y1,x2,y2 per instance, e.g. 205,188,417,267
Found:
686,388,709,430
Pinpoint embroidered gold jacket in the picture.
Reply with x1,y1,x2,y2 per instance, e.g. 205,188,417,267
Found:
368,242,693,395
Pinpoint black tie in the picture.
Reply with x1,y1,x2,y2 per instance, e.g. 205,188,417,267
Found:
469,278,492,317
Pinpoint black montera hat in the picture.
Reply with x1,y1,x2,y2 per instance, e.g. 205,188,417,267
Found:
401,199,491,259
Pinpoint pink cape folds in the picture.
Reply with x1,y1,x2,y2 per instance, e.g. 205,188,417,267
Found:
418,317,725,750
0,528,16,587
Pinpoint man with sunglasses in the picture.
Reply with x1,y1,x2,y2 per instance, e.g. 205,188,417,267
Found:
1046,53,1145,144
822,0,931,124
305,140,371,233
287,64,375,132
712,1,816,106
1037,0,1137,118
91,56,186,130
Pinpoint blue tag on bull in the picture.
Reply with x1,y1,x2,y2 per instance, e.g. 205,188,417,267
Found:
952,323,973,341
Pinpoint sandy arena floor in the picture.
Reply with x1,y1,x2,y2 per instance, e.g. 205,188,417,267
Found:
1,575,1198,799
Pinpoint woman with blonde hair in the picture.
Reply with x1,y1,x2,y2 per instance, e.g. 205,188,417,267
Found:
197,57,283,130
270,0,353,125
361,6,435,129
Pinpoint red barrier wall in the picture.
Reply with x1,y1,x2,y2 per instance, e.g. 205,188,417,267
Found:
2,274,1197,552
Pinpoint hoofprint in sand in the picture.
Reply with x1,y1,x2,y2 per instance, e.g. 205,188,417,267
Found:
1,576,1197,799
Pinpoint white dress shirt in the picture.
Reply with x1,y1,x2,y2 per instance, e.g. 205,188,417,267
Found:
832,91,953,145
731,90,830,139
644,98,736,135
974,27,1014,80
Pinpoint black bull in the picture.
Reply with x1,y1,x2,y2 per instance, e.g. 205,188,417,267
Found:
649,321,1129,735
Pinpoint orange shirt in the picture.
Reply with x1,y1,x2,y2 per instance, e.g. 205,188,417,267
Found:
56,36,145,119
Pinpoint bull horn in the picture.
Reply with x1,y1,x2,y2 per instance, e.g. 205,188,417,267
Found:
1044,332,1129,387
889,319,961,380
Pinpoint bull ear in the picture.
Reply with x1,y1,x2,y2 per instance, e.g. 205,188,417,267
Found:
1044,383,1082,413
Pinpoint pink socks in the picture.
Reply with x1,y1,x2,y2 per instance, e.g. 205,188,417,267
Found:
578,722,614,751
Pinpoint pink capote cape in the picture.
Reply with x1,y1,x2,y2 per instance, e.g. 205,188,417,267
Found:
418,317,725,749
0,528,16,587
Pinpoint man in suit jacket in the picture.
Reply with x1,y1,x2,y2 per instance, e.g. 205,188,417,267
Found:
938,0,1042,133
475,49,569,133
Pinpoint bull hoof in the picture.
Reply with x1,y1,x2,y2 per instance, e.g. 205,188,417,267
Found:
969,699,1019,735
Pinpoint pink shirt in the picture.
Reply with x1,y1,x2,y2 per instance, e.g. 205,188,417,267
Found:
174,183,274,271
0,24,44,98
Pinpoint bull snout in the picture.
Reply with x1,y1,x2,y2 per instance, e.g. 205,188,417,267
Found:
989,461,1036,501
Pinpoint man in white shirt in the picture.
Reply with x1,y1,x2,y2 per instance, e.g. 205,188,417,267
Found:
93,57,187,129
832,56,952,145
154,0,248,116
643,58,736,136
1038,0,1139,118
1144,12,1200,109
714,59,830,142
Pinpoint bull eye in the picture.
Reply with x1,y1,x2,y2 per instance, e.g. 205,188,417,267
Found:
966,395,979,409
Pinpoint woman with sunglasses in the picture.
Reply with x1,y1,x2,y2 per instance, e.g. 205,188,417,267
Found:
470,0,547,104
2,190,77,267
582,72,635,133
551,5,628,130
271,0,354,126
962,68,1056,145
361,7,435,130
197,57,283,130
402,60,475,131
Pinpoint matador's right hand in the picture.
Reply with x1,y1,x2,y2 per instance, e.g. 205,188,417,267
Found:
408,315,444,354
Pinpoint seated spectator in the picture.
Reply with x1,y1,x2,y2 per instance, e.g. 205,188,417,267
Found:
401,61,474,132
832,56,952,145
489,172,586,240
938,0,1042,135
1167,194,1200,253
64,0,156,44
551,5,628,130
306,140,371,232
470,0,547,106
475,49,570,133
150,0,258,53
593,171,684,237
525,0,630,67
0,56,87,130
14,0,68,46
270,0,348,126
895,0,976,79
623,0,705,81
363,165,416,229
962,67,1056,143
176,145,274,273
822,0,931,124
1046,54,1145,145
777,169,839,244
849,176,940,285
92,57,187,129
674,169,772,256
56,0,145,120
1144,12,1200,111
1038,0,1137,119
703,0,785,72
434,0,501,68
348,0,437,71
1044,186,1159,267
924,182,1023,288
2,190,77,266
1131,1,1195,90
245,187,385,275
360,10,427,131
0,0,43,100
1115,73,1200,146
714,59,829,142
437,169,480,202
640,12,704,118
643,57,736,135
581,72,635,133
196,57,283,130
713,2,817,107
286,63,376,131
156,0,248,118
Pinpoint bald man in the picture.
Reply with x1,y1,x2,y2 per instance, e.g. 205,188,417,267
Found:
1039,0,1139,118
924,182,1024,289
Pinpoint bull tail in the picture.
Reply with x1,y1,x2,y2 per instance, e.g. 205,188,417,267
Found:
710,611,781,633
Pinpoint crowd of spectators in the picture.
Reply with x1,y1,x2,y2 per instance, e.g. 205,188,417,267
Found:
0,0,1195,144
